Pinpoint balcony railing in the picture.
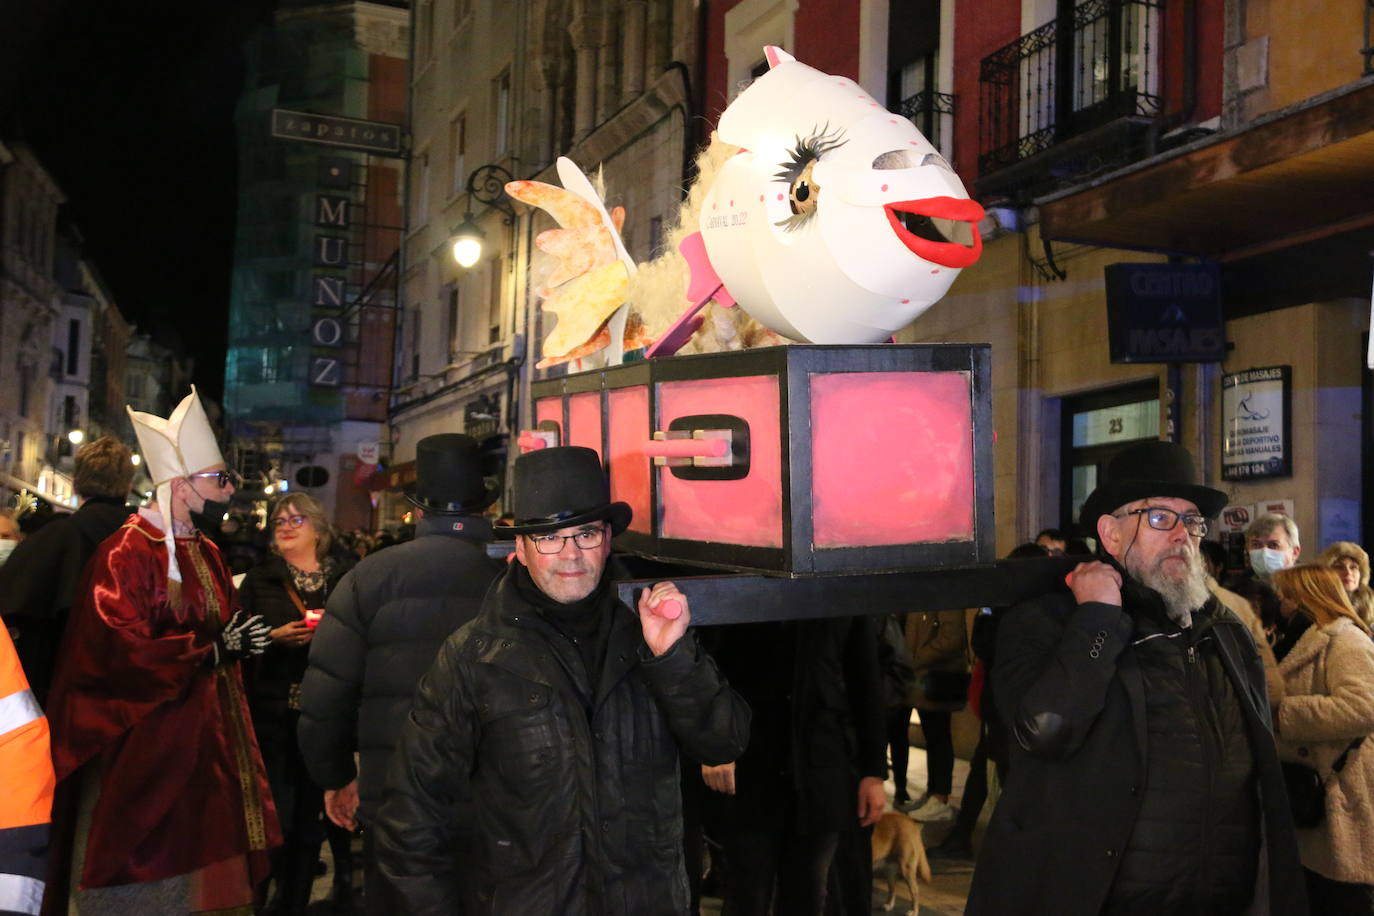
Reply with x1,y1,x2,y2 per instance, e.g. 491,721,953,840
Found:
979,0,1162,177
898,89,956,155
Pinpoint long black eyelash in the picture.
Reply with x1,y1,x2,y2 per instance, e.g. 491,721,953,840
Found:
772,123,847,184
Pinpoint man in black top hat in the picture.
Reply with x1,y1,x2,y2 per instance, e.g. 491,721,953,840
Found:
376,446,750,915
297,433,504,914
967,440,1307,916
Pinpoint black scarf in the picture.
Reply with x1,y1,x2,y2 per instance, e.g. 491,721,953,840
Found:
512,563,615,691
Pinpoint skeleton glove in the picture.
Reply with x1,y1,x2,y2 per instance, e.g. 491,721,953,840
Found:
213,609,273,665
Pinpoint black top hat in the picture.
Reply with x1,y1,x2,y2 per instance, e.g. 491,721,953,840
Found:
1078,439,1228,531
497,446,631,539
405,434,499,515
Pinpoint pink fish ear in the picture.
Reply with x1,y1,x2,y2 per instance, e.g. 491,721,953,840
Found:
764,46,794,69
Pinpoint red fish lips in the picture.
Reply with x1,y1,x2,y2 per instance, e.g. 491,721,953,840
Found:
883,197,985,269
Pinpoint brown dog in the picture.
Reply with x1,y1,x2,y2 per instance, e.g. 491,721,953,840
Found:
870,811,932,914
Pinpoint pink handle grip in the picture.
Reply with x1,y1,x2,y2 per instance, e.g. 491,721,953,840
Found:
642,438,728,459
654,599,683,620
517,431,549,452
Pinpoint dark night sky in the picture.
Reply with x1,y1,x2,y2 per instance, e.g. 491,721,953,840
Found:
2,0,278,402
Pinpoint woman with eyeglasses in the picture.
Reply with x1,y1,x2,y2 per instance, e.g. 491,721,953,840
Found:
1270,564,1374,914
239,493,357,914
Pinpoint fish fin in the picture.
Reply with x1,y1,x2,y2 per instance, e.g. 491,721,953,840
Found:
556,158,636,274
764,46,795,69
645,309,707,359
680,231,736,309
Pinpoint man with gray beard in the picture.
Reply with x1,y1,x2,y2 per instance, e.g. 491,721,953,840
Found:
968,441,1307,916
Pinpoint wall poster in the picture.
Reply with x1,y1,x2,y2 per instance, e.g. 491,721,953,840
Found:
1221,365,1291,481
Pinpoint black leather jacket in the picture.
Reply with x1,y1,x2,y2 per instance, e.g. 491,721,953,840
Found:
968,570,1308,916
375,568,750,915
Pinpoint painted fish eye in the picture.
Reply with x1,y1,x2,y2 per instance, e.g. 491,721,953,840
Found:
773,124,846,233
789,160,820,216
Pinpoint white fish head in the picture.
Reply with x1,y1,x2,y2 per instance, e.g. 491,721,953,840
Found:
699,47,983,344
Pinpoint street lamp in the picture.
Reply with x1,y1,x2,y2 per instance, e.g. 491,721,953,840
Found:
448,164,515,268
67,429,84,446
450,215,485,268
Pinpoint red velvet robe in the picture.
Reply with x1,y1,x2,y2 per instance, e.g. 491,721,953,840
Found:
45,513,280,889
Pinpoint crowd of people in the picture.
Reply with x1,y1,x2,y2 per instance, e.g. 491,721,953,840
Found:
3,389,1374,916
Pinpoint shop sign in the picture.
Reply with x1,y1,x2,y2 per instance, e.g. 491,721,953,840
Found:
1221,366,1291,480
1218,504,1252,534
270,109,403,155
1219,499,1294,533
1105,262,1225,363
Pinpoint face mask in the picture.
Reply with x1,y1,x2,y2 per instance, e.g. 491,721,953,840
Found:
0,540,16,566
191,498,229,538
1249,547,1287,577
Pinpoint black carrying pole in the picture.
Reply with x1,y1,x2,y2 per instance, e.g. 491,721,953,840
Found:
615,555,1083,625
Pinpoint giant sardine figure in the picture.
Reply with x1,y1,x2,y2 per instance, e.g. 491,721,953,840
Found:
506,46,984,366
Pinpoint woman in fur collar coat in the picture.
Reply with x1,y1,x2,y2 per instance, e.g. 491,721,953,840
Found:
1317,541,1374,629
1273,564,1374,914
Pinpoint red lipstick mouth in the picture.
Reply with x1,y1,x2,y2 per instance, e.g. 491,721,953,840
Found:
884,197,985,269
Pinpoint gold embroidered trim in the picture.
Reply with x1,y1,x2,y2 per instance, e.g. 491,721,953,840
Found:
120,519,167,542
187,542,270,852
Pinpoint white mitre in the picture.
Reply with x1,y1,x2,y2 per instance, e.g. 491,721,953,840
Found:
127,385,225,586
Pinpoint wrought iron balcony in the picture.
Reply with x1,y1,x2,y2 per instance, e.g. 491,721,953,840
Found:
898,89,956,154
979,0,1162,183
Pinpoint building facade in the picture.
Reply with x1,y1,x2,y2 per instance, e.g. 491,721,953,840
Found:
388,0,700,521
225,0,408,529
0,141,69,509
388,0,1370,556
886,0,1372,560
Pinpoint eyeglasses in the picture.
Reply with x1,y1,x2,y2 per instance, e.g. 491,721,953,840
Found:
527,526,606,555
272,515,308,529
1114,506,1208,537
188,469,243,490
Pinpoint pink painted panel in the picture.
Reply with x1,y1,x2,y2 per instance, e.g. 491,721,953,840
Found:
811,372,974,547
607,387,652,534
658,375,783,548
534,397,563,442
567,392,603,459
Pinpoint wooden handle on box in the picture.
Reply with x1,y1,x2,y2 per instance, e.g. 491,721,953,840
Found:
642,438,729,459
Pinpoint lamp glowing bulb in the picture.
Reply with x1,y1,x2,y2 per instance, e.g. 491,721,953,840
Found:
265,484,275,495
131,453,142,466
67,429,85,445
452,236,482,268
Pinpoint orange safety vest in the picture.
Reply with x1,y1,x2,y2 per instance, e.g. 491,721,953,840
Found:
0,622,52,916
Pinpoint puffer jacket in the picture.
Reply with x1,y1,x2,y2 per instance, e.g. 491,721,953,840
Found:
1104,598,1259,912
1275,615,1374,884
297,515,502,818
375,569,751,915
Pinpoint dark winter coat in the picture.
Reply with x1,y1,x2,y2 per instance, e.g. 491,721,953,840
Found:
375,568,750,915
297,515,502,819
708,617,887,834
0,497,128,704
966,575,1308,916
